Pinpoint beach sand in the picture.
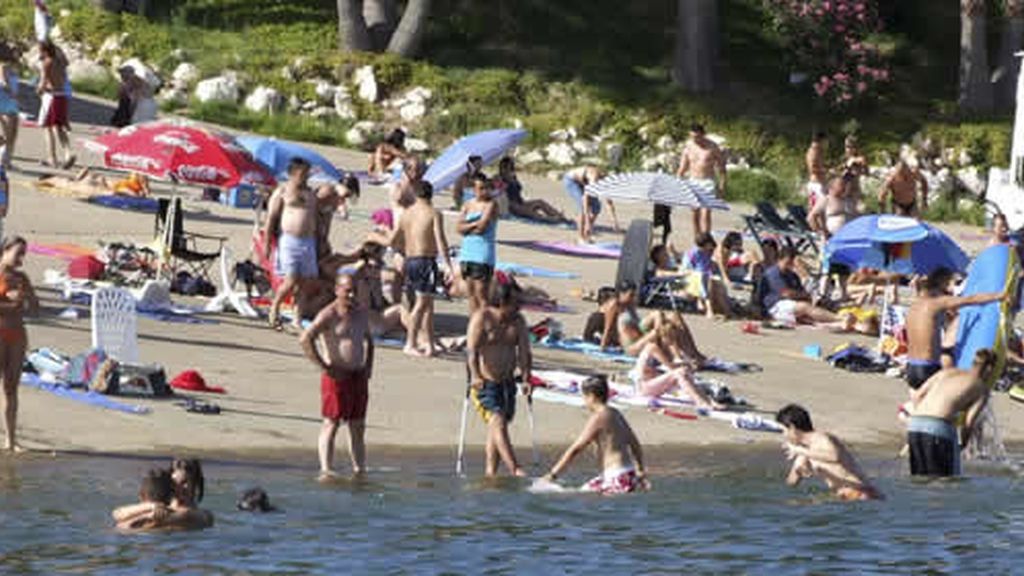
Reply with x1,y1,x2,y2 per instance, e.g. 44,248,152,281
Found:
3,94,1021,466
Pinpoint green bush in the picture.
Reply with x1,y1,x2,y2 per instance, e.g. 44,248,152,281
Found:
71,74,119,101
722,169,794,205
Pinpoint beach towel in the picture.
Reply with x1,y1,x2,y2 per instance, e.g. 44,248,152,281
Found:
19,372,149,415
88,195,161,213
29,243,95,261
498,239,622,259
494,262,579,280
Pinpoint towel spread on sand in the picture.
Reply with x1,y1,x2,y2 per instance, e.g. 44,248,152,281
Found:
20,373,150,415
498,239,622,259
536,338,761,374
29,243,95,261
88,195,161,213
494,262,579,279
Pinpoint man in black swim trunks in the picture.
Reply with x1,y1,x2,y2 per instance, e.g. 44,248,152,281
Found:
909,349,996,476
466,282,532,477
879,160,929,218
904,269,1004,393
371,181,452,357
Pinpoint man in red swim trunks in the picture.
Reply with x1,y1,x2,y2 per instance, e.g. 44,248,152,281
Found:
300,273,374,479
37,40,74,169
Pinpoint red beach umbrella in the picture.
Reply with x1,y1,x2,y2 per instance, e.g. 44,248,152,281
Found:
87,121,276,188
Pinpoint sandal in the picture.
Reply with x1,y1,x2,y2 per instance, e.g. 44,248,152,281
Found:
178,398,221,415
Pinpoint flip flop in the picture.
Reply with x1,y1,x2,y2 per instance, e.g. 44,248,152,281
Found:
178,398,222,415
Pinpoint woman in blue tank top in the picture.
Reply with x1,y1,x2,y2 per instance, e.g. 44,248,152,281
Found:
457,173,498,312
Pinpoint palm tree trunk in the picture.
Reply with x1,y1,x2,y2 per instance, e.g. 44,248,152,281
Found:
996,0,1024,112
959,0,994,114
337,0,373,52
386,0,432,57
365,0,398,52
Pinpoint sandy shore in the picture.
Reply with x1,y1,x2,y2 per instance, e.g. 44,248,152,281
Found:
2,93,1021,467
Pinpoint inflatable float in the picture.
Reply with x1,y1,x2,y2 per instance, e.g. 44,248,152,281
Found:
954,243,1020,386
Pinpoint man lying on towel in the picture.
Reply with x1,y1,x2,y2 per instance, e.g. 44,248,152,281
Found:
543,375,650,495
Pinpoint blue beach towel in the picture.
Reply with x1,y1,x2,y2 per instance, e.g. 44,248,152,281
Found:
88,195,161,214
20,373,150,415
495,262,579,279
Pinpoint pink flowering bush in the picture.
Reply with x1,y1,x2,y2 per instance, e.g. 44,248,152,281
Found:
766,0,891,108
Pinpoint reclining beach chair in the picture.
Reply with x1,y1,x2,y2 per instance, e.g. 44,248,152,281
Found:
154,198,226,286
91,286,139,363
744,201,819,257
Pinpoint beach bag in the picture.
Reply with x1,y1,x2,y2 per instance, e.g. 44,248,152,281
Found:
118,363,172,397
68,255,105,280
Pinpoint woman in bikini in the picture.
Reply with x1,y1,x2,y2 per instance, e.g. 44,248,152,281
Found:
0,236,38,452
496,157,569,225
599,281,708,364
633,325,723,410
368,128,407,182
713,231,763,284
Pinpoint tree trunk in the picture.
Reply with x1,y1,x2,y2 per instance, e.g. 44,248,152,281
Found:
89,0,126,11
386,0,432,57
337,0,373,52
672,0,717,92
959,0,994,114
365,0,398,52
996,0,1024,112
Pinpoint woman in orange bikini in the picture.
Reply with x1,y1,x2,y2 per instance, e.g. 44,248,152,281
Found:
0,236,38,453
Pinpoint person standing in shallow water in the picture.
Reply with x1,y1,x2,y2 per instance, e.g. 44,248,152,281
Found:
300,274,374,479
0,237,38,453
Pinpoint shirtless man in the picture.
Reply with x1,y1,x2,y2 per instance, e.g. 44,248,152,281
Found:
776,404,882,501
265,158,318,330
542,375,649,495
372,181,453,357
388,155,424,225
807,176,856,240
678,124,727,241
805,131,827,208
466,282,532,477
904,268,1004,393
839,135,868,209
879,160,929,217
908,349,997,477
563,165,618,243
37,40,74,169
300,274,374,478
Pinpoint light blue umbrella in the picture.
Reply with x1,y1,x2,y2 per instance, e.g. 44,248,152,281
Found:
824,215,969,275
424,128,526,191
237,136,342,185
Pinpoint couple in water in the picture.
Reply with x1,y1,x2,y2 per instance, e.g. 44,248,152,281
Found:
113,458,213,531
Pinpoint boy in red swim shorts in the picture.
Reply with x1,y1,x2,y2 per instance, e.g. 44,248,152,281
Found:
300,274,374,479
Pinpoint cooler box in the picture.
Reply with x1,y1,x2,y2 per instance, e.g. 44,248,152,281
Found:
220,185,258,209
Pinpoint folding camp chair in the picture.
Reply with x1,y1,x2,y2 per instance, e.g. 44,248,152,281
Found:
91,286,139,363
614,219,696,312
154,198,226,285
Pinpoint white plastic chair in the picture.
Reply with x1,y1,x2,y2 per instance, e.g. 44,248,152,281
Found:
91,286,139,363
205,246,259,318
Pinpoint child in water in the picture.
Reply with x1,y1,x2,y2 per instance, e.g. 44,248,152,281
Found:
542,375,649,495
776,404,882,501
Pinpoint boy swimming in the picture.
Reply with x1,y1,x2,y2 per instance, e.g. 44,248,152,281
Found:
776,404,882,501
542,375,649,495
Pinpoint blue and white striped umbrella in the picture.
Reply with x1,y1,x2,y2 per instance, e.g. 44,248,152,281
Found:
585,172,729,210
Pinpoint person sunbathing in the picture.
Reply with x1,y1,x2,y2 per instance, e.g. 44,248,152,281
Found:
368,128,407,182
36,167,150,198
496,157,570,225
633,325,724,411
599,281,708,364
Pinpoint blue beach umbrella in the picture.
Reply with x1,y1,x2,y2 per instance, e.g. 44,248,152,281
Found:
424,128,527,192
237,136,342,185
824,215,969,275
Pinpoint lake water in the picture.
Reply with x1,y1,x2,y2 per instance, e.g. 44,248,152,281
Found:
2,449,1024,574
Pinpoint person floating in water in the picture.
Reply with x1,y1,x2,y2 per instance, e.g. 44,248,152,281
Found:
542,375,649,495
907,349,997,478
775,404,882,501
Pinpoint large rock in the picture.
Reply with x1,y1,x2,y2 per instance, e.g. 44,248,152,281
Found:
310,106,337,119
171,62,199,89
157,87,188,107
518,150,545,166
312,79,338,103
572,139,599,156
545,142,577,166
334,97,356,120
67,58,109,84
353,65,378,103
194,74,240,104
345,121,380,147
98,33,127,60
548,128,571,142
956,167,986,197
399,101,427,122
405,137,430,152
244,86,283,114
656,135,676,151
402,86,432,104
120,58,162,90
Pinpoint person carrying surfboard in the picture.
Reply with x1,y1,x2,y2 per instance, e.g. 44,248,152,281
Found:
904,269,1006,393
542,375,649,495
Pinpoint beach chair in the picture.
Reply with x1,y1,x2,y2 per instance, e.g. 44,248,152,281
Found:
614,219,695,311
205,246,260,318
91,286,139,363
154,198,226,286
744,201,819,257
785,204,816,237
